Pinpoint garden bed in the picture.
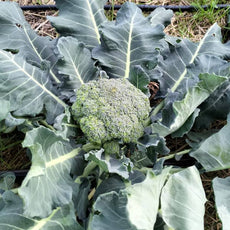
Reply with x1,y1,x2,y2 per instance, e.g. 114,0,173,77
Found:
0,0,230,229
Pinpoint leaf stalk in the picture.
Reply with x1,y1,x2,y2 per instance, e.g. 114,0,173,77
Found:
157,149,191,162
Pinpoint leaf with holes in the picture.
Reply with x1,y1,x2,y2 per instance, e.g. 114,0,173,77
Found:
92,2,166,79
150,24,230,98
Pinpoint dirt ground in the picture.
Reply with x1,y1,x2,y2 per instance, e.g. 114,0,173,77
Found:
1,0,230,229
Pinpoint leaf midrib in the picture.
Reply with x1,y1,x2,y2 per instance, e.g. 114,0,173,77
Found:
124,11,137,79
30,207,61,230
23,27,60,83
0,50,66,108
171,29,210,92
45,148,80,168
86,0,101,44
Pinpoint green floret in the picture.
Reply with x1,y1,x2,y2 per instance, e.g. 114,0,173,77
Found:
103,141,120,155
72,78,151,145
79,116,107,144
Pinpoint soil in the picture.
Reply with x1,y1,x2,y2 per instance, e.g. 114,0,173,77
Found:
0,1,229,229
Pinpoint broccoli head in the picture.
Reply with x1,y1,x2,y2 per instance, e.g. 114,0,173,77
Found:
72,78,151,145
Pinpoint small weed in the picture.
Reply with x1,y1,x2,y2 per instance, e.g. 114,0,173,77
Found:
164,0,229,41
191,0,229,25
31,0,54,5
106,0,116,21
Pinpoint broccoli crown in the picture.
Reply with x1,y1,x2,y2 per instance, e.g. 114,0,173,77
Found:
72,78,151,144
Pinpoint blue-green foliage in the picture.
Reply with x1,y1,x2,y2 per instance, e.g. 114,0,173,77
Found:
0,1,230,229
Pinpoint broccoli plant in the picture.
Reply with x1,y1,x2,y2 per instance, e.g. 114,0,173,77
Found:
72,78,151,145
0,0,230,229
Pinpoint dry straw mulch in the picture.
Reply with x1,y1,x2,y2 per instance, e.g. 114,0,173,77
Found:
1,1,230,229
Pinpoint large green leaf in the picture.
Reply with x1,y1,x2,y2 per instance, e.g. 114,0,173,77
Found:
0,2,60,83
148,7,173,28
0,173,15,191
129,66,151,94
92,2,166,79
151,74,227,137
0,206,82,230
0,100,10,121
73,178,91,221
94,175,125,200
0,191,23,215
190,113,230,172
171,108,200,138
194,78,230,129
133,134,170,168
48,0,107,49
18,126,80,218
90,191,137,230
161,166,206,230
213,177,230,230
0,50,66,123
85,149,133,179
90,168,170,230
0,192,82,230
125,169,171,230
57,37,98,90
151,23,230,97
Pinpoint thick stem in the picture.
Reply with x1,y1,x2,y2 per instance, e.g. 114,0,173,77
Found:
10,188,18,194
82,142,101,152
75,161,98,183
40,120,55,131
143,116,151,127
75,143,101,183
157,149,191,162
151,100,165,116
88,188,96,200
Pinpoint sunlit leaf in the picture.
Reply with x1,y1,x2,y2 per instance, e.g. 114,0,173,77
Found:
0,192,82,230
0,2,60,83
152,74,227,137
48,0,107,49
190,113,230,172
92,2,166,79
213,177,230,230
0,51,66,123
161,166,206,230
90,168,170,230
18,126,80,218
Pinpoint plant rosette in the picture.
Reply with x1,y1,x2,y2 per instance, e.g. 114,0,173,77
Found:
0,1,230,229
